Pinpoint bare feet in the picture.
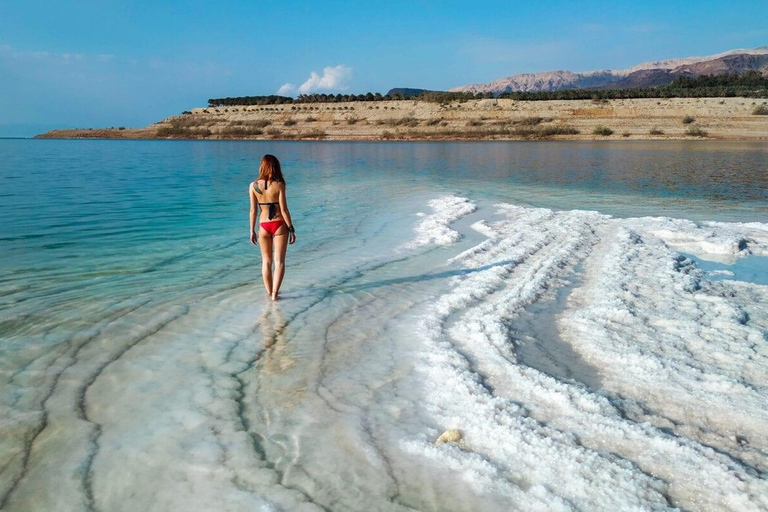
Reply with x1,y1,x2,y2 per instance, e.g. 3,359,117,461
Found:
271,292,279,301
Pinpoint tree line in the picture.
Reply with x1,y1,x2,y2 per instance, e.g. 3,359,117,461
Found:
497,72,768,100
208,91,494,106
207,95,295,106
208,72,768,106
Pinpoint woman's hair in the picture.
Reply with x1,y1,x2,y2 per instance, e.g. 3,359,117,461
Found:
258,154,285,184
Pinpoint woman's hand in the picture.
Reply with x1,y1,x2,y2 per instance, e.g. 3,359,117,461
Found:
289,232,296,245
250,231,258,245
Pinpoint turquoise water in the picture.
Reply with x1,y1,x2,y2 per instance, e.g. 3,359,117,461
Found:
683,253,768,286
2,139,764,340
1,139,767,511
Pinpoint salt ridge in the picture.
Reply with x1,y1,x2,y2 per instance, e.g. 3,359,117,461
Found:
405,196,477,248
406,197,768,510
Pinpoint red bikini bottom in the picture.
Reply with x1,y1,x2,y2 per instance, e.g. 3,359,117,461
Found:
260,220,285,236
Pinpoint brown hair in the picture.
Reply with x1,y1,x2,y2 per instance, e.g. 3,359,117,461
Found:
258,154,285,184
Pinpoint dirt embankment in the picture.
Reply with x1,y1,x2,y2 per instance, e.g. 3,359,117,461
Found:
36,97,768,141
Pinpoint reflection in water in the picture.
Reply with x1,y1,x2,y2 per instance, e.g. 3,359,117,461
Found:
257,303,296,376
291,140,768,202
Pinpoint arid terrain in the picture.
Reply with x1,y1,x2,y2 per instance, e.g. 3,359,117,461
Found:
37,97,768,141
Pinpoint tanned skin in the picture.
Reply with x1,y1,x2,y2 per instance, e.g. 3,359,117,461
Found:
249,179,296,300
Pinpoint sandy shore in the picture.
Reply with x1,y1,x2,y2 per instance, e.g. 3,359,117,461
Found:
36,97,768,140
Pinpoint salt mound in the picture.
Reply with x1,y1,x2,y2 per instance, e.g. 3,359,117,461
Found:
406,196,477,248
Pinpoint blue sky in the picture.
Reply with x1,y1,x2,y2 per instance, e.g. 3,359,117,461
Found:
1,0,766,136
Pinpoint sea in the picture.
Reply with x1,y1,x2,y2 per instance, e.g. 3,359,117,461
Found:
1,139,767,511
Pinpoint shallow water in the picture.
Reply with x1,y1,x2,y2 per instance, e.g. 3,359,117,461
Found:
1,140,767,511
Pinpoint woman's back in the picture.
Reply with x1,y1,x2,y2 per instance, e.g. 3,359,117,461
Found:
253,179,283,220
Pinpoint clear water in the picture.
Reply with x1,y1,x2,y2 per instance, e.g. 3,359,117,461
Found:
682,252,768,286
1,139,767,511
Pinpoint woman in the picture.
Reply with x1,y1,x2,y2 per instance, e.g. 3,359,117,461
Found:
249,155,296,301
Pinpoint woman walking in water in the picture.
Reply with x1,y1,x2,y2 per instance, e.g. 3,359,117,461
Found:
249,155,296,300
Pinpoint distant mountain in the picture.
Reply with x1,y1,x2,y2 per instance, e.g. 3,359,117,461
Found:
385,88,442,98
450,46,768,95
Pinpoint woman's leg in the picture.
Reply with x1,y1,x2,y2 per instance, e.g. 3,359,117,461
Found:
271,227,289,300
258,228,273,295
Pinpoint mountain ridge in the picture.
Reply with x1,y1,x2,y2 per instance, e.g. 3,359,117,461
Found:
450,46,768,95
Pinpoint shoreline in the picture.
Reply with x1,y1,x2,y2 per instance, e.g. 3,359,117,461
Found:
36,97,768,141
28,135,768,142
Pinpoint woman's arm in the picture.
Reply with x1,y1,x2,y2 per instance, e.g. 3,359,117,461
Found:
278,184,296,244
249,183,258,245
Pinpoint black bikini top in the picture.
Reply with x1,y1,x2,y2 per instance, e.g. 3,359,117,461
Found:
256,179,279,219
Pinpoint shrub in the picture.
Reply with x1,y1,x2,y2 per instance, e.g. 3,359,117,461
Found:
221,126,263,138
157,126,211,138
752,104,768,115
305,116,317,122
380,116,419,127
347,117,359,125
172,117,217,128
266,128,282,136
622,131,631,137
425,118,441,126
685,126,708,137
515,116,543,126
283,119,297,126
156,127,177,137
416,125,579,140
592,125,614,136
466,120,484,127
381,130,394,139
649,128,664,135
682,115,695,124
398,117,419,127
301,129,326,139
535,126,579,137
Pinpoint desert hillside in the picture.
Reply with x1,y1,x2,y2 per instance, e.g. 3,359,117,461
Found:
37,97,768,141
451,46,768,94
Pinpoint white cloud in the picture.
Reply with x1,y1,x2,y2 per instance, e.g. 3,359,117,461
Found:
297,65,352,94
275,65,352,97
277,82,296,95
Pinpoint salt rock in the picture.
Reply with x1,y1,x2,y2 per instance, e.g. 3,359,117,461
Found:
436,429,462,444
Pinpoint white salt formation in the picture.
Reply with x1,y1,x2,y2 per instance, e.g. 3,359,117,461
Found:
406,196,477,247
